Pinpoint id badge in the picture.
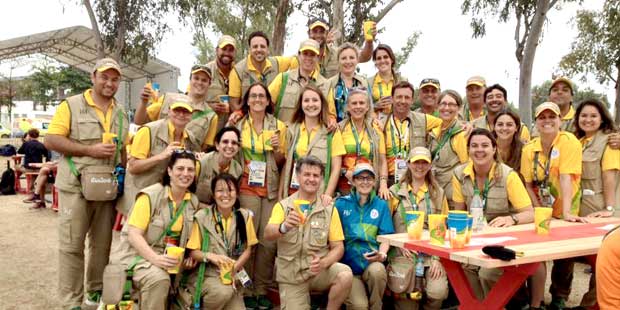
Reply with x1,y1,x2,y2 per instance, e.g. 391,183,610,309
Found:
290,162,300,189
395,158,408,184
248,160,266,187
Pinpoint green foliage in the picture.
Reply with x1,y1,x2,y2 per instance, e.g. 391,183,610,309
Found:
461,0,537,38
394,32,421,71
530,80,609,115
28,65,91,110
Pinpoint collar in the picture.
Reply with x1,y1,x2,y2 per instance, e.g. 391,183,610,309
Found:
562,105,576,121
167,120,189,143
462,160,498,181
84,89,115,110
531,132,562,153
408,183,429,202
167,187,192,202
374,73,394,85
246,54,273,73
350,188,377,208
300,121,321,134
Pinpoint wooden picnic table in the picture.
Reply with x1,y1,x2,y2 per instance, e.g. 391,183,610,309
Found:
377,217,620,310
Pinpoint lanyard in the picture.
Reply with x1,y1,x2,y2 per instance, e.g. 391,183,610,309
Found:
213,209,234,256
166,199,188,237
398,190,431,227
351,121,373,161
533,149,552,187
292,123,313,160
389,115,409,158
249,72,267,85
473,178,490,210
432,122,459,160
247,117,267,157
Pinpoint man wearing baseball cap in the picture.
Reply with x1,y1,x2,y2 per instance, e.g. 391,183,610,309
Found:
335,162,394,310
414,78,440,116
134,63,219,151
269,39,328,122
472,83,531,142
461,75,486,122
45,57,130,309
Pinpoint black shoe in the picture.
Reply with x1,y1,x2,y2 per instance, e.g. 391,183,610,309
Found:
23,194,41,203
548,298,566,310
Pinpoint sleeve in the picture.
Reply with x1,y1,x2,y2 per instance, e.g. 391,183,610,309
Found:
378,203,395,235
267,202,286,225
377,128,386,154
145,96,164,122
127,194,151,231
17,144,25,154
328,207,345,242
601,145,620,171
326,87,336,121
425,114,443,132
47,101,71,136
245,215,259,247
330,129,347,156
274,56,294,72
520,125,531,143
389,196,400,215
288,56,300,70
129,126,151,159
506,171,532,209
520,146,534,183
186,222,202,250
453,132,470,163
559,136,582,175
195,160,201,181
440,197,449,214
268,73,283,105
228,68,242,98
202,115,220,148
451,175,465,203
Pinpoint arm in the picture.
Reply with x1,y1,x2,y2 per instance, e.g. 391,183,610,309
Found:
525,182,542,209
453,201,466,211
133,85,153,125
44,134,115,159
559,174,586,222
127,225,177,269
602,170,618,207
378,153,391,200
359,39,374,63
325,155,342,197
323,240,345,266
127,142,180,174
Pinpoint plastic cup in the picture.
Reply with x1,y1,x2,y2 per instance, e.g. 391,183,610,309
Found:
102,133,117,144
263,130,276,151
363,20,376,41
448,210,469,219
405,211,425,240
447,217,468,249
293,199,310,224
466,215,473,244
535,207,553,235
165,246,185,274
220,260,235,285
428,214,447,246
219,95,230,104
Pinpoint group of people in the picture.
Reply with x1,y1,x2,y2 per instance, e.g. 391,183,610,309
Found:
42,16,620,310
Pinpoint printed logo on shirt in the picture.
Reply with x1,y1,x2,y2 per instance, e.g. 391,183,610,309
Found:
550,148,560,159
370,209,379,219
343,209,352,217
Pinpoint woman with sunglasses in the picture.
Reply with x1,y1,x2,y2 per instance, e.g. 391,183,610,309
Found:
182,173,258,309
368,44,407,122
388,147,449,310
109,150,200,310
427,90,469,209
325,43,373,129
235,82,286,308
280,84,346,199
337,88,390,199
196,127,243,204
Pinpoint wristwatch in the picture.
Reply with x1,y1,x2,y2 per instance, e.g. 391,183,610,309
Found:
510,214,519,225
279,223,289,234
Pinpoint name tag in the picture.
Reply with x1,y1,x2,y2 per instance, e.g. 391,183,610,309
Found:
248,160,266,187
582,189,595,196
395,158,408,184
290,162,300,189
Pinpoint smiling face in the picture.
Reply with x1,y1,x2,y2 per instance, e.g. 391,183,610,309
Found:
549,82,572,109
494,114,518,141
213,179,237,211
189,71,211,97
419,86,439,109
91,69,121,99
393,87,414,116
408,159,431,181
249,36,269,63
373,49,393,74
299,50,319,73
485,89,506,113
438,94,459,122
347,92,370,121
308,26,327,45
339,48,358,76
352,171,375,195
247,85,269,114
216,130,240,160
169,107,192,129
168,158,196,190
535,109,561,136
578,104,602,136
297,164,322,194
301,89,322,119
468,134,496,167
216,45,235,66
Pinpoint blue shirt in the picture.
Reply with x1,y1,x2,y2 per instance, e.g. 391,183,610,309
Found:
335,190,395,275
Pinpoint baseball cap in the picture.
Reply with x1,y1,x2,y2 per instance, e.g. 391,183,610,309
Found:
408,147,432,163
534,102,561,118
308,17,329,30
299,39,320,55
170,96,193,113
419,78,440,90
549,76,573,94
217,35,236,49
352,162,376,177
190,64,212,78
466,76,486,88
93,58,121,74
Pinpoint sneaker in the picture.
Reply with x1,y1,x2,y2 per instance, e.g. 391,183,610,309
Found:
548,298,566,310
30,201,46,210
85,290,102,306
244,296,258,310
257,295,273,310
23,194,40,203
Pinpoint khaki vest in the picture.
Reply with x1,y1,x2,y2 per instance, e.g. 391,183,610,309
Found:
274,69,328,123
206,61,231,131
428,124,464,201
454,162,515,221
275,192,334,284
280,122,331,199
382,112,427,162
338,118,381,180
158,92,217,150
234,57,281,97
114,183,198,270
580,131,608,216
236,114,281,200
319,44,340,79
389,182,445,232
55,93,129,193
193,206,252,277
120,119,201,215
196,151,243,203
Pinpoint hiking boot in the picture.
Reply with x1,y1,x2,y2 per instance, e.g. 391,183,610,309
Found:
23,194,41,203
548,298,566,310
244,296,258,310
257,295,273,310
85,290,102,306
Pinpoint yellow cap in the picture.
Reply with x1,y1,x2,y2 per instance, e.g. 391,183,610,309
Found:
170,96,193,113
466,76,486,88
408,147,432,163
217,35,236,49
93,58,121,74
535,102,561,118
299,39,320,55
308,18,329,30
190,64,212,78
550,76,573,93
419,78,440,90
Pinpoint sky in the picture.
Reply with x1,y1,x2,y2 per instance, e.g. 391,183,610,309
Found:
0,0,614,113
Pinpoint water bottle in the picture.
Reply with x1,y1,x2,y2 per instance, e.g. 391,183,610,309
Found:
412,256,425,300
470,189,485,232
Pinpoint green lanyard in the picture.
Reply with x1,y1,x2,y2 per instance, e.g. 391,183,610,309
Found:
351,121,373,161
389,115,409,158
247,117,267,157
432,122,459,160
398,190,431,227
214,209,233,256
193,224,210,310
192,108,214,120
533,149,552,188
473,178,490,210
166,200,188,237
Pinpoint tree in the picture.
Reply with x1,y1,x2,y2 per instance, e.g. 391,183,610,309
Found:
28,64,91,111
531,80,610,116
559,1,620,124
461,0,573,126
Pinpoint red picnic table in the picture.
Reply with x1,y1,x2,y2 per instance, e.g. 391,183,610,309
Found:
377,217,620,310
27,162,58,211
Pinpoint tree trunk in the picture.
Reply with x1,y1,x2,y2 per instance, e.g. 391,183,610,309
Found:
615,67,620,125
518,0,550,127
113,0,128,61
332,0,344,46
272,0,289,55
83,0,105,59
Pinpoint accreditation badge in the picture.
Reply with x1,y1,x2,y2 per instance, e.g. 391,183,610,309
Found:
395,158,408,184
248,160,266,187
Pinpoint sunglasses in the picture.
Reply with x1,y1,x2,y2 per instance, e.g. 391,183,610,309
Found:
420,78,440,87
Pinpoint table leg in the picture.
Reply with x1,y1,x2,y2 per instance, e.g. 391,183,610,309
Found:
440,258,482,309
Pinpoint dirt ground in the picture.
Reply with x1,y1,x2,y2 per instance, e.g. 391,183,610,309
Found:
0,177,594,309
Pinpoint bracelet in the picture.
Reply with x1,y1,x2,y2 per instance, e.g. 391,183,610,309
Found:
380,176,388,181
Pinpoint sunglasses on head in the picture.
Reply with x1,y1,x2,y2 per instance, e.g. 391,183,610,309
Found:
420,78,440,86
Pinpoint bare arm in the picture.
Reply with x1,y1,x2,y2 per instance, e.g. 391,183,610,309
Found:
603,170,618,207
378,153,391,200
453,201,466,211
44,134,115,159
560,174,586,222
133,86,152,125
128,225,177,268
359,39,374,63
323,240,345,266
325,156,342,197
514,207,534,224
229,97,242,112
264,223,281,241
127,142,180,175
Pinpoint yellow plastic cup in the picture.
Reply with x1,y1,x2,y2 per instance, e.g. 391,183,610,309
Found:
428,214,447,246
102,133,117,144
165,246,185,274
363,20,376,41
405,211,425,240
220,260,235,285
535,207,553,235
263,130,277,151
293,199,310,224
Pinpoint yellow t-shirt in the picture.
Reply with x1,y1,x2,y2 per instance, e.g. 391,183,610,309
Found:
186,212,259,250
385,114,443,174
521,132,582,217
268,201,345,242
48,89,116,137
268,69,321,105
389,183,449,215
580,136,620,171
146,96,166,122
130,120,191,159
370,74,394,102
127,190,192,233
228,55,294,98
292,123,346,159
452,162,531,210
340,122,386,171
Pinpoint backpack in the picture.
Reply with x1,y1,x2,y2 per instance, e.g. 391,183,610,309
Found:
0,144,16,157
0,161,16,195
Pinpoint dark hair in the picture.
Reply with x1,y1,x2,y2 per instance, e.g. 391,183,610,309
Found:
241,83,274,115
574,99,617,139
295,155,325,176
210,173,247,248
483,84,507,103
372,44,397,80
27,128,40,139
467,128,500,163
438,89,463,107
492,109,523,171
162,150,197,193
248,31,270,47
399,153,441,200
291,85,331,126
391,81,415,98
215,126,241,144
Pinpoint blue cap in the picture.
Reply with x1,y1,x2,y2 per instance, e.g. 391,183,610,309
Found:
352,162,376,177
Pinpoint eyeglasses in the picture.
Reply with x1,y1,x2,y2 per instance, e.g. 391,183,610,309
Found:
439,102,459,108
249,93,267,99
220,139,239,146
353,175,375,183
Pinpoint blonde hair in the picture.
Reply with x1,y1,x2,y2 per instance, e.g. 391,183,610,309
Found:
337,42,360,59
